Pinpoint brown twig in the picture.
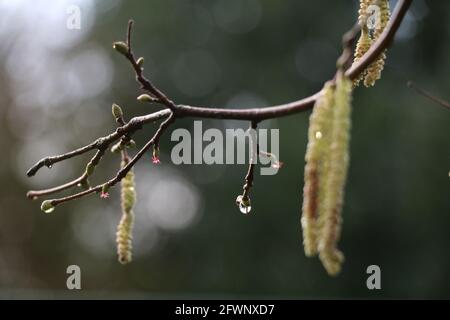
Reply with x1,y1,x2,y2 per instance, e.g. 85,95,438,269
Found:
124,20,177,111
47,113,175,207
178,0,412,121
26,148,105,199
27,109,170,177
242,121,259,199
407,81,450,110
26,0,413,207
337,23,361,71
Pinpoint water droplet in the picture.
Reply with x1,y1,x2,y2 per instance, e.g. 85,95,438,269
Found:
235,195,251,215
315,131,323,140
239,202,252,214
41,200,55,214
43,207,55,214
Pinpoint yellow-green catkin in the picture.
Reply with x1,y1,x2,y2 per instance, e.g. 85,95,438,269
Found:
354,0,372,87
318,73,352,276
358,0,371,25
373,0,390,40
116,163,136,264
302,82,335,257
353,28,372,87
353,0,391,87
364,0,390,87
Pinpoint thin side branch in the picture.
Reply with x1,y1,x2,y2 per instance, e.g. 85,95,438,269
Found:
27,109,170,177
26,148,105,199
26,143,97,177
48,113,175,207
124,20,177,111
242,121,259,199
407,81,450,110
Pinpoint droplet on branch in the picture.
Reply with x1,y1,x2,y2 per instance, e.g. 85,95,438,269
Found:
236,195,252,215
41,200,55,214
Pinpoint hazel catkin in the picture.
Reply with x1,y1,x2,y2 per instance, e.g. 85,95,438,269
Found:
302,82,335,257
353,0,391,88
318,73,352,276
116,163,136,264
301,73,353,276
364,0,390,87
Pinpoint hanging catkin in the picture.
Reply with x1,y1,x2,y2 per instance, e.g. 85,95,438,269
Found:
318,73,352,276
302,82,334,257
364,0,390,87
116,162,136,264
358,0,371,25
353,0,372,86
301,72,353,275
353,0,391,87
353,28,372,87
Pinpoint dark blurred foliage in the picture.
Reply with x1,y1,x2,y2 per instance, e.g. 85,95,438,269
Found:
0,0,449,298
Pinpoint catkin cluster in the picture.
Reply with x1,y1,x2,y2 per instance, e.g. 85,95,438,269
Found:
116,163,136,264
353,0,390,87
301,73,353,276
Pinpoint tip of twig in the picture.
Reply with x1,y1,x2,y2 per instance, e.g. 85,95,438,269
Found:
26,167,37,177
407,80,450,110
126,19,135,49
26,191,37,200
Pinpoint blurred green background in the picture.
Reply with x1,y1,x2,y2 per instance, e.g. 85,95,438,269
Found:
0,0,449,299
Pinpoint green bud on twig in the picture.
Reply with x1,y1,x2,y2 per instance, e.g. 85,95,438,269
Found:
136,57,144,68
111,142,123,154
79,180,90,190
102,184,110,194
137,94,154,103
86,163,95,176
126,140,136,148
112,41,129,55
112,103,123,119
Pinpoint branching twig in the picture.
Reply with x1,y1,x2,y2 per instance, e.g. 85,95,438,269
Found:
124,20,178,111
26,0,413,208
337,23,361,71
27,109,170,178
26,148,105,199
47,113,175,207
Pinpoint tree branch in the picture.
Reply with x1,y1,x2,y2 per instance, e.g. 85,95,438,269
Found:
26,148,105,199
124,20,178,111
26,0,412,208
173,0,412,121
47,113,175,207
27,109,170,177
